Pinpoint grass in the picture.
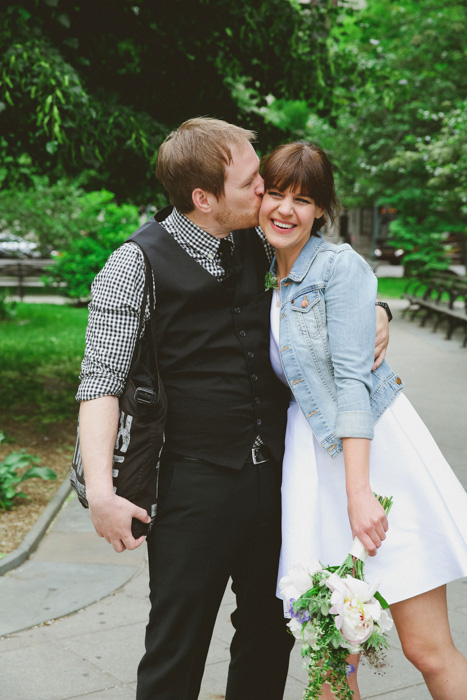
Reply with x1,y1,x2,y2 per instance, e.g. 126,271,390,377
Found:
0,303,88,427
376,277,412,298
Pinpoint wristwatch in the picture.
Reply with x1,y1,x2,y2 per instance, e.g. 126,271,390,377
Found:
375,301,393,322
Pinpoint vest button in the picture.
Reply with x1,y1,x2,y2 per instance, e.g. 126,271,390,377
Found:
234,307,241,314
248,352,255,359
239,330,247,337
256,418,262,426
254,396,261,404
251,374,258,381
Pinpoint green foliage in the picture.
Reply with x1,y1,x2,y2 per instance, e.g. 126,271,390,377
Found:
44,191,140,300
389,215,450,277
317,0,467,267
1,0,465,270
0,0,338,199
0,303,88,428
376,277,416,299
0,431,56,511
0,289,17,320
264,271,279,292
0,172,86,255
0,174,140,299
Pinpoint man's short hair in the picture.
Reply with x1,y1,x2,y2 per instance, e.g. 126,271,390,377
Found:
156,117,256,213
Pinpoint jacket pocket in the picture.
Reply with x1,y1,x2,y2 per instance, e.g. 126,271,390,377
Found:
290,289,325,339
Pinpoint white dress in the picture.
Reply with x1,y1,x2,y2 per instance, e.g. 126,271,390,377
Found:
271,291,467,606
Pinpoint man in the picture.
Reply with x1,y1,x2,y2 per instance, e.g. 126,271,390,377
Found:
77,117,389,700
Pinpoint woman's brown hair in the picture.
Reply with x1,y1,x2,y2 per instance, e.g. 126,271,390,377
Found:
261,142,340,236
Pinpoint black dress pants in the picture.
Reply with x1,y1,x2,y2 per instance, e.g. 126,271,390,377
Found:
136,453,294,700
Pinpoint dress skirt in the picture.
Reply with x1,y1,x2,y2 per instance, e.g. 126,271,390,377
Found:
277,392,467,606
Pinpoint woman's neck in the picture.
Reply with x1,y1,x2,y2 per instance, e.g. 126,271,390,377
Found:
275,249,300,283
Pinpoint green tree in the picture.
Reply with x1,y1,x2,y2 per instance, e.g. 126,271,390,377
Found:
0,0,339,200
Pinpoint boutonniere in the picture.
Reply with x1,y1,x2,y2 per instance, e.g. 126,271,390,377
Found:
264,271,279,291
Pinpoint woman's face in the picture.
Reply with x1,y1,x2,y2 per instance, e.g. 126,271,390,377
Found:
259,186,324,257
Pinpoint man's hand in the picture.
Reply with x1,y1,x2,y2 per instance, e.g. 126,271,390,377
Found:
79,396,151,553
373,304,390,370
89,493,151,553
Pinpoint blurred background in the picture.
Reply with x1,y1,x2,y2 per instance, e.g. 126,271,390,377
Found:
0,0,465,553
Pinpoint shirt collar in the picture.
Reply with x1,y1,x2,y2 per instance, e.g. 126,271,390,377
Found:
171,208,234,259
269,234,326,282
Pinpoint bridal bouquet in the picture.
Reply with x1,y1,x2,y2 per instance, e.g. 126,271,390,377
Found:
280,495,394,700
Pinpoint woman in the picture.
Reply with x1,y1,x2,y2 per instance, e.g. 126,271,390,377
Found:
259,141,467,699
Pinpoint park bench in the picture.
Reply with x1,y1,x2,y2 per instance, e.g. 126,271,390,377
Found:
0,258,59,300
401,272,467,347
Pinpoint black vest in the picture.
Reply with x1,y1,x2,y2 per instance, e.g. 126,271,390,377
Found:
129,209,289,469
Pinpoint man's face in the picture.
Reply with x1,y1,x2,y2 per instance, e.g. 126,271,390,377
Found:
212,142,264,232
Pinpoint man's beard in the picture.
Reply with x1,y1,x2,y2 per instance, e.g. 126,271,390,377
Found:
214,203,260,232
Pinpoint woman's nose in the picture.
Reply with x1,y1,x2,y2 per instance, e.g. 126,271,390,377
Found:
278,197,293,216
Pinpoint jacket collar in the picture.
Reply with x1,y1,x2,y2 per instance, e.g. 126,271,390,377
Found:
270,234,326,283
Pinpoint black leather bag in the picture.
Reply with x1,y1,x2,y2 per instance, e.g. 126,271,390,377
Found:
70,246,167,538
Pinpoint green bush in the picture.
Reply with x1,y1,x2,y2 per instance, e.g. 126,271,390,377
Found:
389,215,451,277
0,432,56,511
0,168,88,256
44,190,140,300
0,289,16,321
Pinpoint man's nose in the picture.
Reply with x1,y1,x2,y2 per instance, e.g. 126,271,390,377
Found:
255,176,264,196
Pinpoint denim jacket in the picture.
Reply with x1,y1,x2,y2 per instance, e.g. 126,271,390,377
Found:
274,234,404,459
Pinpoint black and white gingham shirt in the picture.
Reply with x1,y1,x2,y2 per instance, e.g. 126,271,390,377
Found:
77,207,273,402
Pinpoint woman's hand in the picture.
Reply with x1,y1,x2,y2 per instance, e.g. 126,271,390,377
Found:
347,486,388,557
342,438,388,556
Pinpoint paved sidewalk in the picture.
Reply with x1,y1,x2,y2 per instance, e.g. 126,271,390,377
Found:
0,299,466,699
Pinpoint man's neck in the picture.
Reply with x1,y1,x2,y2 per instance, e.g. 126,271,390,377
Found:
183,209,230,240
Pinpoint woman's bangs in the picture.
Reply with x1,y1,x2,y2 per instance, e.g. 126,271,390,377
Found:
264,154,318,200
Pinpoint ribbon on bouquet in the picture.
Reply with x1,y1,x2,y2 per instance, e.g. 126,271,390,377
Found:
348,537,369,563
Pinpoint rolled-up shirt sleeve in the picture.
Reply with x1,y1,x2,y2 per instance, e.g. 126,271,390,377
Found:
76,242,148,401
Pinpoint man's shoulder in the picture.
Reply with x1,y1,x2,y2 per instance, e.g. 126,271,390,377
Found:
93,242,145,293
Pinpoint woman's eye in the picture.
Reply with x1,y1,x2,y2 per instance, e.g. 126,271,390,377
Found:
268,191,282,198
296,197,311,204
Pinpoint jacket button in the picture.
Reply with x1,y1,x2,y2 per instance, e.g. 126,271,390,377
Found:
234,307,241,314
239,330,247,337
251,374,258,381
248,351,255,359
254,396,260,404
256,418,262,426
301,297,308,308
395,376,402,385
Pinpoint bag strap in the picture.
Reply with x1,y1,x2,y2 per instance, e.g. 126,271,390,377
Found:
126,244,160,397
142,249,160,389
